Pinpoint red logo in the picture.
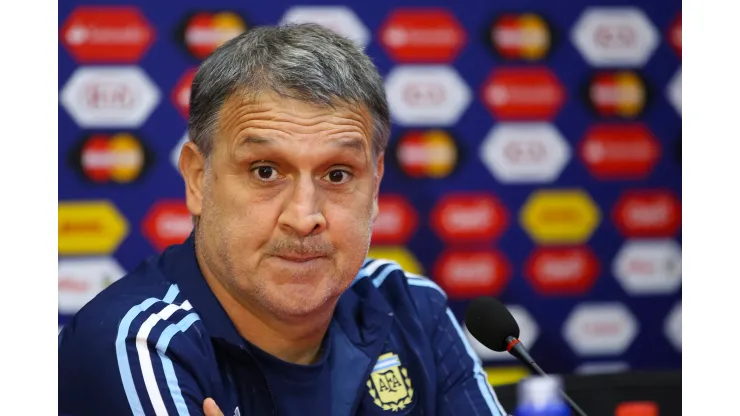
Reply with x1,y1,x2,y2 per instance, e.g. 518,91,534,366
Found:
586,71,647,118
180,12,248,59
579,124,661,179
73,133,149,183
594,24,638,49
142,200,193,252
394,130,458,178
525,246,600,295
371,194,419,245
84,81,135,110
433,250,511,299
60,6,155,63
668,12,681,58
481,67,565,120
378,9,466,63
613,190,681,237
430,193,509,243
172,68,198,119
490,13,552,60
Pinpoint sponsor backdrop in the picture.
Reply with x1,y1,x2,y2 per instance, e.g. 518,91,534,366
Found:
58,0,682,378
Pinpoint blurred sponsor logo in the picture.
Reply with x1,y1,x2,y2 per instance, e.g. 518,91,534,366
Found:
667,67,681,117
280,6,369,48
60,6,155,63
564,302,639,356
179,11,247,59
490,13,552,60
142,200,193,252
60,66,160,128
481,123,570,183
394,130,459,178
367,246,423,275
172,67,198,119
579,124,661,180
520,189,601,245
430,192,508,243
482,366,530,386
585,70,647,118
481,67,565,120
664,302,681,352
613,190,681,237
171,131,190,172
465,305,538,361
433,250,511,299
378,9,466,63
575,362,630,374
525,246,600,295
59,200,129,255
70,133,151,183
371,194,419,245
571,7,659,67
385,66,471,126
668,12,681,58
613,239,682,295
59,257,126,314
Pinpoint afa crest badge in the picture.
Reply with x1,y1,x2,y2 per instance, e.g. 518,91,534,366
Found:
367,352,414,412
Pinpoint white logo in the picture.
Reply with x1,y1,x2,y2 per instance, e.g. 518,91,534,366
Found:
60,66,160,128
59,257,126,314
464,305,539,361
575,361,630,374
667,67,681,117
664,302,681,352
171,131,189,173
564,303,638,356
279,6,370,48
480,123,570,183
613,239,682,295
385,65,471,126
571,7,659,67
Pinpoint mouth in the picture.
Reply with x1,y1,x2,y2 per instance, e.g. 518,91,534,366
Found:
273,254,326,263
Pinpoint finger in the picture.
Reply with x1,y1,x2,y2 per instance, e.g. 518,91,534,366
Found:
203,397,224,416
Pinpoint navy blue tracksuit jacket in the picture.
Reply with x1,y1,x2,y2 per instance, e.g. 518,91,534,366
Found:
58,235,509,416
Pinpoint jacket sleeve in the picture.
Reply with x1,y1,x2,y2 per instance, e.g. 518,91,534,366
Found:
406,275,509,416
59,300,210,416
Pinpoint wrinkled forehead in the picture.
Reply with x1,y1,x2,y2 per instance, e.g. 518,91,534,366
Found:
215,89,374,145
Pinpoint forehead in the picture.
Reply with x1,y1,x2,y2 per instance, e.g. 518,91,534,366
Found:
216,90,374,146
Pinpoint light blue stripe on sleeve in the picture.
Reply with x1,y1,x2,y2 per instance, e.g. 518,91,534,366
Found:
156,313,201,416
115,284,180,416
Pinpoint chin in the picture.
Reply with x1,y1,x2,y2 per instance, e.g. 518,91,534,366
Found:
260,280,339,318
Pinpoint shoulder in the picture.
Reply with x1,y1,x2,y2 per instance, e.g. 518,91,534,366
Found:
59,256,207,363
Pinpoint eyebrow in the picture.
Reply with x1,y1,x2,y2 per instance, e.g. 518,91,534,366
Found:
240,136,367,155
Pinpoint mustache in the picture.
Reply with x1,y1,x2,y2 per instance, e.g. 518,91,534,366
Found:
266,238,335,257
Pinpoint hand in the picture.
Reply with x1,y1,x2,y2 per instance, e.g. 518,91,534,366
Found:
203,398,224,416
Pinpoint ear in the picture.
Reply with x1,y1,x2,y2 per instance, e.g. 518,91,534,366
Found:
371,151,385,223
179,141,206,217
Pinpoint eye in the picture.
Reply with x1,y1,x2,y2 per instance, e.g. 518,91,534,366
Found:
324,169,352,184
252,166,280,182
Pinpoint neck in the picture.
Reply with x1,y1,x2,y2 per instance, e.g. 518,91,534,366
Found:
197,252,334,365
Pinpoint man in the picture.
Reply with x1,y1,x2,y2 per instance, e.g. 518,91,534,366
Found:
58,23,508,416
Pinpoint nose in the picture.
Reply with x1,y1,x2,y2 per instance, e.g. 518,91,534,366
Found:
277,175,327,237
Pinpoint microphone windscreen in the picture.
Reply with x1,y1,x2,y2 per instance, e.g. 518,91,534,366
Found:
464,296,520,352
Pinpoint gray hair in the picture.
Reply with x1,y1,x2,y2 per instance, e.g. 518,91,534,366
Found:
188,23,391,160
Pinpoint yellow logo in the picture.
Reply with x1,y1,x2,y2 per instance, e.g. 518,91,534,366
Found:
367,246,423,275
59,200,129,255
520,189,600,244
367,353,414,412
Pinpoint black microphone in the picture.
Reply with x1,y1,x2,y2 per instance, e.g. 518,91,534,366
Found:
465,296,588,416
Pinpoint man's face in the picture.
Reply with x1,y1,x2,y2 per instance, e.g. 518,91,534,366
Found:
187,91,383,318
